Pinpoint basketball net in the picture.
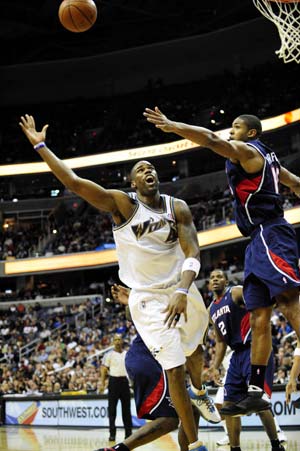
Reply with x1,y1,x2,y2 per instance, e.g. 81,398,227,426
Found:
253,0,300,63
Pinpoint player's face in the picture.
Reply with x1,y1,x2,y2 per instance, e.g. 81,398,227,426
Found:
209,270,227,294
229,118,250,142
131,161,159,195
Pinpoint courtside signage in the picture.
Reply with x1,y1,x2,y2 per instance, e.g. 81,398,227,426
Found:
4,391,299,427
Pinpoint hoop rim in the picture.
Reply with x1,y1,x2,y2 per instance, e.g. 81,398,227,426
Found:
268,0,300,3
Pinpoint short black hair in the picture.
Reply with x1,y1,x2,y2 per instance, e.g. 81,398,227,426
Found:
209,269,228,280
130,160,152,182
238,114,262,137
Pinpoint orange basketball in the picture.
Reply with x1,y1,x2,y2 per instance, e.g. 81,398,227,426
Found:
58,0,98,33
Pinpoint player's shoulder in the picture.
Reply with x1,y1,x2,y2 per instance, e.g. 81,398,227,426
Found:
230,139,257,154
108,189,137,213
172,197,193,221
172,196,190,211
118,191,138,202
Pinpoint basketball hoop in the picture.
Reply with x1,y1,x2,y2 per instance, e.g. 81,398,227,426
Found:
252,0,300,63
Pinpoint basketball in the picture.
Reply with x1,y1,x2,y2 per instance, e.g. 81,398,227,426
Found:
58,0,98,33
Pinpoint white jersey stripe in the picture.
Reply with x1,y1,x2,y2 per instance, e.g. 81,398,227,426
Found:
259,224,300,282
149,369,168,415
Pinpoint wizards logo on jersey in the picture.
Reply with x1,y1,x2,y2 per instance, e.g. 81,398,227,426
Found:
131,217,178,243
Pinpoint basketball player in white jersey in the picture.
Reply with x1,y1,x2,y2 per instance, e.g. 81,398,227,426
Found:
19,114,215,451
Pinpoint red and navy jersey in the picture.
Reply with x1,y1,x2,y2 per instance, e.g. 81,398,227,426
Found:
225,139,283,237
210,288,251,351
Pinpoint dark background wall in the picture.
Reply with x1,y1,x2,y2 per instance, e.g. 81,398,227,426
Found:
1,18,278,105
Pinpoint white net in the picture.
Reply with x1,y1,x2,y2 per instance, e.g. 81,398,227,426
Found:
253,0,300,63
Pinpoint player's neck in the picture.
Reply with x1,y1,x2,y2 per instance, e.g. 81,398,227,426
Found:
137,192,162,209
213,288,227,300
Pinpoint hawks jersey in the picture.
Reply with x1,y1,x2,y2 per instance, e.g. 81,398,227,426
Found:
113,193,185,289
210,287,251,351
225,139,283,237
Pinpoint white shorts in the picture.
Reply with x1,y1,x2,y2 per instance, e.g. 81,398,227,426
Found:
128,282,209,370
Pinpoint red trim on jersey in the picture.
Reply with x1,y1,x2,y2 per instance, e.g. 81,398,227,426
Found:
235,175,262,206
138,372,164,418
269,250,300,281
264,380,272,397
213,295,223,305
240,312,250,341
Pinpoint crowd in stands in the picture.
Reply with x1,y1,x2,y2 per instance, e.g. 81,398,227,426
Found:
44,209,114,256
1,183,299,262
0,296,134,395
0,286,298,396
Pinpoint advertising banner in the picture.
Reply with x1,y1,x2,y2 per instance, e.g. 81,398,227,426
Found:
4,391,300,428
5,398,145,427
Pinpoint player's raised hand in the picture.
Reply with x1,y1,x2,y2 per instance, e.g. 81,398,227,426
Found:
111,284,130,305
143,106,175,133
19,114,49,146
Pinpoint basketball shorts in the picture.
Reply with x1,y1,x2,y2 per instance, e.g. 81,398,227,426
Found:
244,218,300,311
125,334,177,420
224,348,274,403
128,282,209,370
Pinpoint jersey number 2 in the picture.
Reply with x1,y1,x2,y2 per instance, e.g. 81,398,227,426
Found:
219,321,227,336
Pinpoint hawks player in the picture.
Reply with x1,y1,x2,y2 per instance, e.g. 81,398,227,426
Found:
144,106,300,416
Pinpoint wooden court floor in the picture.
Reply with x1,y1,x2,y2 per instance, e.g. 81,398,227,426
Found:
0,426,299,451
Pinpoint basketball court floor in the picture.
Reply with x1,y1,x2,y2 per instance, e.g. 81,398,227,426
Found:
0,426,299,451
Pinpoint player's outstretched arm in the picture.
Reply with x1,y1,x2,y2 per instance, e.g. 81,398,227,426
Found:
19,115,132,220
143,106,255,164
279,166,300,197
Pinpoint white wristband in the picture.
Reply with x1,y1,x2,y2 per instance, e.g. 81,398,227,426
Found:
181,257,201,277
175,288,189,295
294,347,300,357
33,141,46,150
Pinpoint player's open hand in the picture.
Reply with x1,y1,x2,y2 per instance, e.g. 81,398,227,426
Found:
163,292,188,328
143,106,175,133
19,114,49,147
285,378,297,403
111,284,130,305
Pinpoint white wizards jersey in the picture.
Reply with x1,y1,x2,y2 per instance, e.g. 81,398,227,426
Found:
113,193,185,290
